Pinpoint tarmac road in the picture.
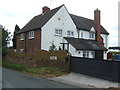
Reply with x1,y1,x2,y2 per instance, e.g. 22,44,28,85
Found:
2,68,77,88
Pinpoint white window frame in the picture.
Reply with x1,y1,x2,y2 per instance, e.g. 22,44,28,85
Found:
81,32,83,38
83,51,89,58
55,29,62,36
20,49,24,52
67,30,74,37
89,32,94,39
29,31,34,39
91,51,95,58
20,33,25,40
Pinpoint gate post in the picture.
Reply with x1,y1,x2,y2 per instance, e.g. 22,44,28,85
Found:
66,53,71,73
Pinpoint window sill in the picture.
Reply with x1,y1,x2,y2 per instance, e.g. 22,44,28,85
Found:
29,37,34,40
20,39,24,41
67,35,74,37
54,34,63,37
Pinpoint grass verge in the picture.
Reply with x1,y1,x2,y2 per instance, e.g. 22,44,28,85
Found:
2,60,68,78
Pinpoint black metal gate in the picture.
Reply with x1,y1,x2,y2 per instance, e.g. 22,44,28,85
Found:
70,56,120,82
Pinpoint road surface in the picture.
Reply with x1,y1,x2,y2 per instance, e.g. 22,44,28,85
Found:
2,68,76,88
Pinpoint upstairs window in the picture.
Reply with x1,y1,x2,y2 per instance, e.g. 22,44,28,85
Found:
29,31,34,39
55,29,62,36
81,32,83,38
20,33,25,40
89,32,94,38
67,31,74,37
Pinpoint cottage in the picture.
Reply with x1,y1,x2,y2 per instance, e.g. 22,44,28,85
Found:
16,5,109,59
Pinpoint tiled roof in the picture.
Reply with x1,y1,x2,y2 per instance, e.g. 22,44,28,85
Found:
17,5,63,34
17,5,109,35
70,14,109,34
64,37,107,51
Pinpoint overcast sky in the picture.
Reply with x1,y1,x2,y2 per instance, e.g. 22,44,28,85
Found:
0,0,119,47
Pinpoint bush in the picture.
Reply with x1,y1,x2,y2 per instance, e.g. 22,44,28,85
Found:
2,46,8,57
33,50,50,61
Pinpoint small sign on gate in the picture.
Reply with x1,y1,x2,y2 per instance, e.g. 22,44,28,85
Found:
50,56,57,60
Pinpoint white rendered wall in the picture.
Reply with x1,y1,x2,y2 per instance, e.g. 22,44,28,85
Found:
104,51,107,59
101,34,108,48
41,5,77,51
78,27,95,40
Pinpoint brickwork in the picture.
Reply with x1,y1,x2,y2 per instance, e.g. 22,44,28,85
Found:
94,9,103,43
16,29,41,52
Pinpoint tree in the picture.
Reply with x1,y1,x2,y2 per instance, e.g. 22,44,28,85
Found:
49,41,57,52
1,28,8,56
0,25,12,57
12,24,20,49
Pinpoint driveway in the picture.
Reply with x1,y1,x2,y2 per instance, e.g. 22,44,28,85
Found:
2,68,77,88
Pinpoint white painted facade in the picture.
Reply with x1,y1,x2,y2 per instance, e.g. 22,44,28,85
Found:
41,6,77,51
101,34,108,59
41,5,108,59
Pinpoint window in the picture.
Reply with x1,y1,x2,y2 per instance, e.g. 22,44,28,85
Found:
86,51,89,58
55,29,62,36
91,51,95,58
89,32,94,38
20,33,25,40
83,51,86,58
83,51,89,58
78,51,81,54
81,32,83,38
20,49,24,52
67,31,74,37
29,31,34,39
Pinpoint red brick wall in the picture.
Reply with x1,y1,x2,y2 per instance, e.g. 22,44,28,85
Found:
16,29,41,52
16,34,25,52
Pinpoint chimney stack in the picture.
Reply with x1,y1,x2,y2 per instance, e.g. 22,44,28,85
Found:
94,8,103,43
42,6,50,13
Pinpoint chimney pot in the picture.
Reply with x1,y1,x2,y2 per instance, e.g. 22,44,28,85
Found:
42,6,50,13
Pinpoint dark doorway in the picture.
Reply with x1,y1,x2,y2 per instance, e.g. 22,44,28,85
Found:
95,50,104,59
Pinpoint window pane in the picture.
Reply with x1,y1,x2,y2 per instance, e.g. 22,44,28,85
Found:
92,32,94,38
59,29,62,35
55,29,58,34
29,31,34,39
71,31,74,36
86,51,89,58
67,31,70,36
83,51,86,58
81,32,83,38
20,33,24,40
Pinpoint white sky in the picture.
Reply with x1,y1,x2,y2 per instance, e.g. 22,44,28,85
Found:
0,0,119,47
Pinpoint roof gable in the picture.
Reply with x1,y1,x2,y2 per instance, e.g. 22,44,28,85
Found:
17,5,63,34
70,14,109,35
17,5,109,35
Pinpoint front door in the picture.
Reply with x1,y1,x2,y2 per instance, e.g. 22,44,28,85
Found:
95,51,103,59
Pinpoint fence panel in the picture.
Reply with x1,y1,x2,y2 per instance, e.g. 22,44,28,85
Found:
70,56,120,82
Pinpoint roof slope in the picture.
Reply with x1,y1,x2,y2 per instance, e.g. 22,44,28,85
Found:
64,37,107,51
70,14,109,35
17,5,63,34
17,5,109,35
